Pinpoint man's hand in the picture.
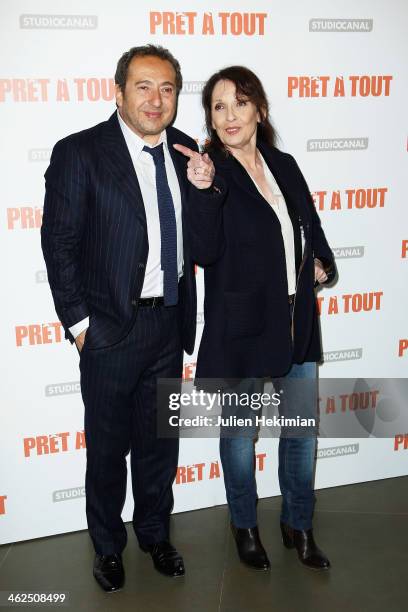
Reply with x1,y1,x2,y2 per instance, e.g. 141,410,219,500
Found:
314,258,328,284
173,144,215,189
75,329,87,352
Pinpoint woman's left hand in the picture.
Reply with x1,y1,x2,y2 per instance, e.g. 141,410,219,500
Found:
173,144,215,189
314,258,328,284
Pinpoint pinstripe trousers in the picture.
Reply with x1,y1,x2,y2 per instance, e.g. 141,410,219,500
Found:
79,304,183,555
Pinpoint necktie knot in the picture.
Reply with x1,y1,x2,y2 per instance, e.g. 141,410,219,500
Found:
143,143,164,165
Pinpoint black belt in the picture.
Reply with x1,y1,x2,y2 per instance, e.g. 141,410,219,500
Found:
288,294,295,304
138,296,165,307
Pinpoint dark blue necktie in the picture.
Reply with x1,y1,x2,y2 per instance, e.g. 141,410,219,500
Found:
143,143,178,306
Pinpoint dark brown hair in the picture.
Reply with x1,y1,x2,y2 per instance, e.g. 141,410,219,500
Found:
115,45,183,95
202,65,276,154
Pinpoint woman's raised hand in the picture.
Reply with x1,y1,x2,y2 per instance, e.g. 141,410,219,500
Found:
173,144,215,189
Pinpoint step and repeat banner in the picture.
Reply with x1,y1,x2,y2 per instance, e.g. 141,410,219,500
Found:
1,0,407,544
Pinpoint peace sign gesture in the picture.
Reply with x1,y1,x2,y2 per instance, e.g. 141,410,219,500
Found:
173,144,215,190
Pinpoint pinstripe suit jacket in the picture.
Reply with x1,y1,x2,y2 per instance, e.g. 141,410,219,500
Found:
41,112,221,354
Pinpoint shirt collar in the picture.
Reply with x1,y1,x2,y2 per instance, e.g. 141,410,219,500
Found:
117,110,168,159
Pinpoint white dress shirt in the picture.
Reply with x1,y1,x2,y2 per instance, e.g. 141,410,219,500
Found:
69,111,183,339
249,153,297,295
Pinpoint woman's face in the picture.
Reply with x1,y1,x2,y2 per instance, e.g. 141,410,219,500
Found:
210,79,260,152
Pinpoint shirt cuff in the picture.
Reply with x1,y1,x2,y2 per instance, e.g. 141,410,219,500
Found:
69,317,89,339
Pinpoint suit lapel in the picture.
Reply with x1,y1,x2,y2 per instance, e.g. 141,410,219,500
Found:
99,112,147,229
258,142,311,237
218,143,307,269
219,151,264,204
213,145,304,227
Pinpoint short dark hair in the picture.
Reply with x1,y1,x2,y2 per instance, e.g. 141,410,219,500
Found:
202,65,277,155
115,45,183,94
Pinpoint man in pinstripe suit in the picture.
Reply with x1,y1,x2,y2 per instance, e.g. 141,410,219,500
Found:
41,45,224,591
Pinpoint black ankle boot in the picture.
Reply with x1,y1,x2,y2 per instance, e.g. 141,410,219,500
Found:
231,524,270,570
280,522,330,570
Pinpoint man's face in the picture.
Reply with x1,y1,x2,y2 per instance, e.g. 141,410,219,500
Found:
116,55,178,144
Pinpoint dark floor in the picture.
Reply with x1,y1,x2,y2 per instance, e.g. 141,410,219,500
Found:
1,477,407,612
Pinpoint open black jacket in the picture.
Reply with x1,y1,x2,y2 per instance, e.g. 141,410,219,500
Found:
41,112,224,353
189,141,335,379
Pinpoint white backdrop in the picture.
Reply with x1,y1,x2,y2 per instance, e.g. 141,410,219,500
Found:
1,0,407,544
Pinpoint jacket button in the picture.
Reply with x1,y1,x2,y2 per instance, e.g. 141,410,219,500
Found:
138,262,145,269
131,299,137,306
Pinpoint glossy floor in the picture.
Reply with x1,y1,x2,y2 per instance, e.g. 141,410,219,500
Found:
1,477,407,612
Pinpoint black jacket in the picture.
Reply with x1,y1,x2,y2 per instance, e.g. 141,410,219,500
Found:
189,141,335,378
41,112,224,353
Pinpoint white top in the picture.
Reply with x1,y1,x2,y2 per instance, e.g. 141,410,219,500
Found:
249,153,297,295
69,111,183,339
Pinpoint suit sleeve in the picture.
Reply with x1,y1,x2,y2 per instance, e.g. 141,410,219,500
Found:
289,155,336,284
41,137,90,341
183,142,227,266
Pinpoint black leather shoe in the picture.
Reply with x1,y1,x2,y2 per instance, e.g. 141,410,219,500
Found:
280,522,331,570
141,541,185,577
231,525,270,570
93,553,124,592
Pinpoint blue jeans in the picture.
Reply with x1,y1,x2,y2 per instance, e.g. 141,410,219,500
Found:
220,362,317,530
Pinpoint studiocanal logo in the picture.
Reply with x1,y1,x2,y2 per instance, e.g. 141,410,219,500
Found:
317,443,359,459
28,149,51,162
45,381,80,397
181,81,205,95
20,14,97,29
307,138,368,152
332,246,365,259
35,270,48,284
53,487,85,503
323,348,363,363
309,19,373,32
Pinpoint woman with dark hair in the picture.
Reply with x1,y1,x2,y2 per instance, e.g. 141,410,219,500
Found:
174,66,335,571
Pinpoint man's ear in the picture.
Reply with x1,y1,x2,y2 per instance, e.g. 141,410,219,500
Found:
115,84,123,109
